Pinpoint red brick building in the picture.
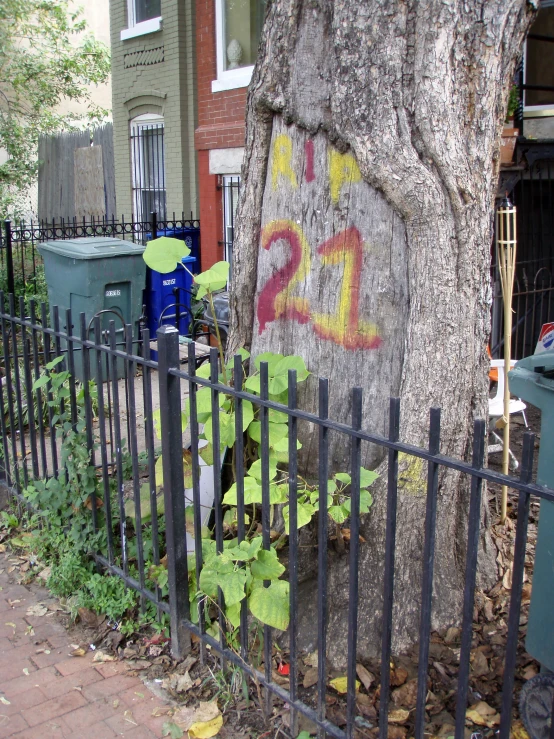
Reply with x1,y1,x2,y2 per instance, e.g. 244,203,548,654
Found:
195,0,265,269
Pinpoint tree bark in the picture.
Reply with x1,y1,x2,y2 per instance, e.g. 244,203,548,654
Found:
228,0,536,664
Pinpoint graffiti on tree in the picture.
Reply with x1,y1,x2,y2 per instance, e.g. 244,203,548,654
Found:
258,131,382,350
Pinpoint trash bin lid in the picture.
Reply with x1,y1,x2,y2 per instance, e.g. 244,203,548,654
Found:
38,237,145,260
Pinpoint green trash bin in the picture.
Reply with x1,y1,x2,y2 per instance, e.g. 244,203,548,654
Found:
508,350,554,739
38,237,146,380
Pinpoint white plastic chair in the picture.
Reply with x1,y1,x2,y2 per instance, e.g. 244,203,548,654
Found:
488,359,528,470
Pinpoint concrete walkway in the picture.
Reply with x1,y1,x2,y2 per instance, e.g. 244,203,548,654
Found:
0,555,175,738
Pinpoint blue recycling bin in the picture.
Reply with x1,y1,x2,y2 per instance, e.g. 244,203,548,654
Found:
146,255,196,336
146,226,200,267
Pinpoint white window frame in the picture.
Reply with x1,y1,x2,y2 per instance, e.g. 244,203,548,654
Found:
121,0,162,41
130,113,166,223
211,0,254,93
523,2,554,117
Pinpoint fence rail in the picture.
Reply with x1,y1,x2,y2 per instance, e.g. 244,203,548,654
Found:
0,212,200,297
0,296,552,739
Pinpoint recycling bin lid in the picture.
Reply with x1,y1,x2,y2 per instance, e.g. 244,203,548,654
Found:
38,237,145,260
509,351,554,393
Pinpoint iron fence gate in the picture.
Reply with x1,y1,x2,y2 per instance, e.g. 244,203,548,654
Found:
0,296,552,739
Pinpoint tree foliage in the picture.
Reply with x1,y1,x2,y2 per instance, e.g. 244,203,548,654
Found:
0,0,110,217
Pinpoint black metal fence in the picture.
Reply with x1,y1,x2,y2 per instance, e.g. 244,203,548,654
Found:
0,212,200,298
0,296,552,739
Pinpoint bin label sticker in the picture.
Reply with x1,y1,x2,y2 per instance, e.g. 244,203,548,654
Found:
536,323,554,354
162,279,177,286
106,289,121,297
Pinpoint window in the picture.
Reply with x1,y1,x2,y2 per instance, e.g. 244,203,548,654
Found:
130,115,167,222
222,176,240,271
121,0,162,40
212,0,266,92
524,6,554,113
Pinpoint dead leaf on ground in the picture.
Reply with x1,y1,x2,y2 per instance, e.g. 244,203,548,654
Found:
387,726,407,739
77,608,104,629
303,666,318,689
511,719,530,739
162,671,193,694
392,678,418,709
37,566,51,581
329,676,360,694
356,663,375,691
466,701,501,728
26,603,48,617
304,651,318,668
388,708,410,724
471,650,489,677
93,650,116,663
173,701,222,738
70,647,87,657
390,666,408,687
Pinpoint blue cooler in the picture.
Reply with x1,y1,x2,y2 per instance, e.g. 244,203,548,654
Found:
146,255,196,336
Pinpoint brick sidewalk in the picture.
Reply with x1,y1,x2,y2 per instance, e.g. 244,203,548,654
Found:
0,557,176,738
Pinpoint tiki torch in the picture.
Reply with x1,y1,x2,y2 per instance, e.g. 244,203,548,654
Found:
496,195,517,524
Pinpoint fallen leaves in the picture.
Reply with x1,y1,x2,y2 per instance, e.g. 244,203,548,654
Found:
162,671,194,694
329,676,360,694
92,650,116,663
172,701,222,739
388,708,411,724
26,603,47,617
356,663,375,691
465,701,500,728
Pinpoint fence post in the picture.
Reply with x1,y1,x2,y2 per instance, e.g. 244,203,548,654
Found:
4,221,14,297
157,324,191,658
151,211,158,239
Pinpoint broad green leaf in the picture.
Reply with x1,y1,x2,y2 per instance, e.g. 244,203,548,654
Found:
251,548,285,580
244,374,261,394
194,261,229,298
269,483,289,504
152,409,162,439
328,505,349,523
125,483,163,521
247,455,278,482
254,352,285,375
199,443,213,466
32,374,50,391
225,347,250,369
248,421,289,449
195,362,212,379
226,602,242,629
242,400,254,431
45,355,64,371
143,236,190,273
223,477,262,506
269,408,288,424
202,412,235,449
248,580,289,631
360,467,379,488
155,456,164,488
283,502,315,533
273,436,302,453
334,472,351,486
273,355,309,379
199,559,246,607
343,489,374,514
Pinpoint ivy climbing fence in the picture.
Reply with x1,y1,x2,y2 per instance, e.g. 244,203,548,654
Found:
0,294,552,739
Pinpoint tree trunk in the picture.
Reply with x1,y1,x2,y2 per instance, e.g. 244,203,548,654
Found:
228,0,536,664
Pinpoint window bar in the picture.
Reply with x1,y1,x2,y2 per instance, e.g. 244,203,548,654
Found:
499,432,535,739
41,301,58,477
142,329,162,618
454,420,486,739
378,397,401,739
233,353,248,661
80,313,97,532
260,361,273,716
20,298,39,480
317,377,330,739
210,346,226,659
188,342,206,663
94,316,114,564
126,327,146,611
109,320,128,574
345,387,362,739
414,408,441,739
0,293,17,489
30,300,48,479
288,368,299,737
10,294,28,489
